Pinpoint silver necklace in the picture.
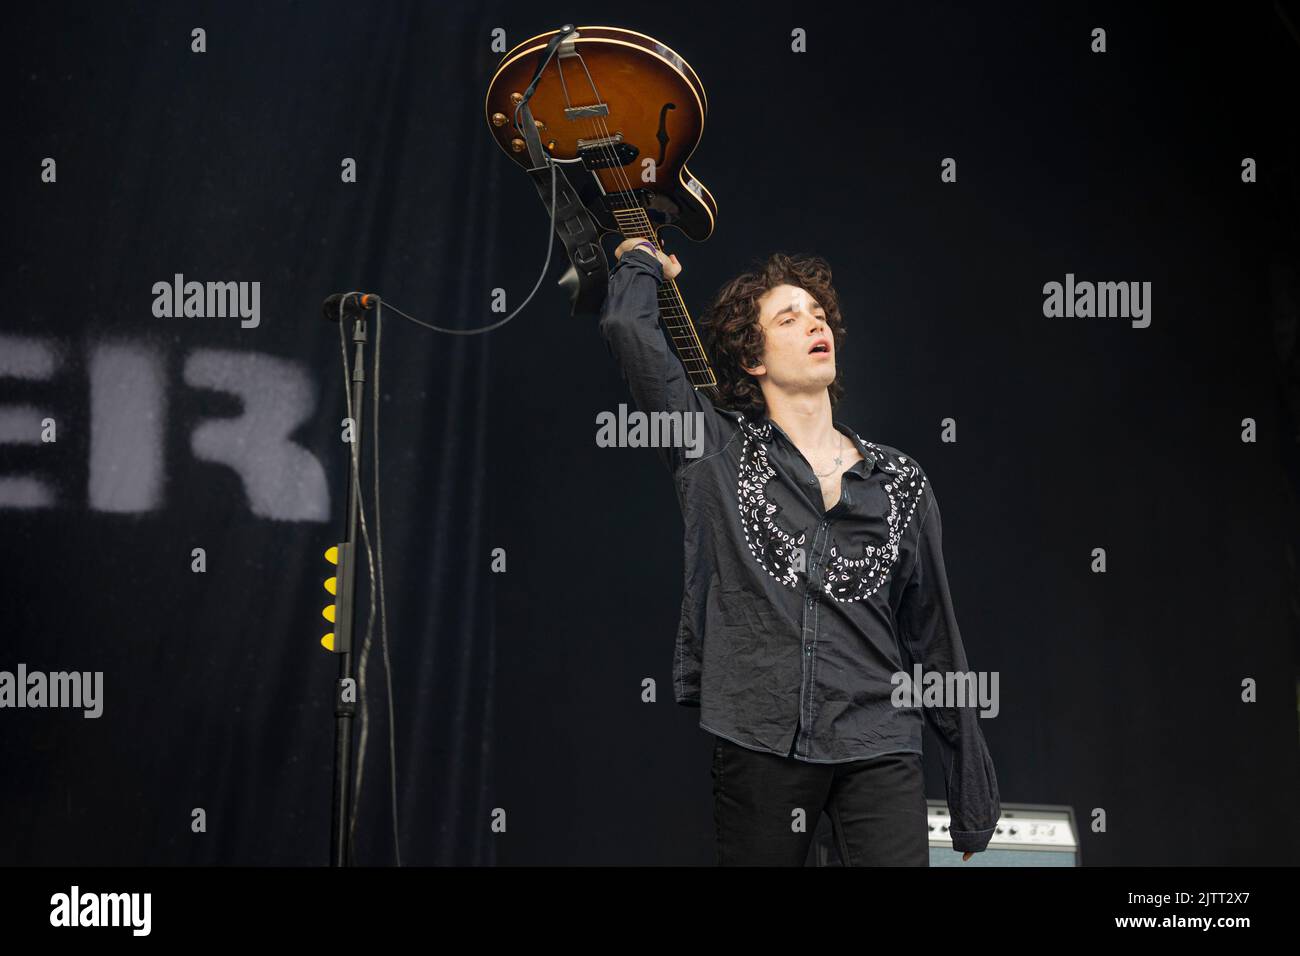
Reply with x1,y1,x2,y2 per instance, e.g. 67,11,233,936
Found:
812,433,846,478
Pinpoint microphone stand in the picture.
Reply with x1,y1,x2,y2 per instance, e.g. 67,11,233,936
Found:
329,308,371,867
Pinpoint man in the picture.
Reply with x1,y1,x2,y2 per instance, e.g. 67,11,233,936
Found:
597,235,1001,866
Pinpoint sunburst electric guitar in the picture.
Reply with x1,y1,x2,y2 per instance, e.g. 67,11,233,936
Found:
485,25,719,397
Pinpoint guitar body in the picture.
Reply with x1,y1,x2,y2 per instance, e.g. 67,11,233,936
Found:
484,26,717,242
485,26,720,394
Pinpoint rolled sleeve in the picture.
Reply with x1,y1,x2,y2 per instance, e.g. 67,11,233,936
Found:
895,486,1002,854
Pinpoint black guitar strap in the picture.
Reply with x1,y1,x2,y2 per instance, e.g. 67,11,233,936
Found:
517,34,610,320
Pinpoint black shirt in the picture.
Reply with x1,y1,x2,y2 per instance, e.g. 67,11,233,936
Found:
597,248,1001,853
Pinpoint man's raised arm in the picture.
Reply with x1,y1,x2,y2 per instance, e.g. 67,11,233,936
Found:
596,238,729,472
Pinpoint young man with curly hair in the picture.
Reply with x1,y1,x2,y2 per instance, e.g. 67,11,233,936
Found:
597,236,1001,866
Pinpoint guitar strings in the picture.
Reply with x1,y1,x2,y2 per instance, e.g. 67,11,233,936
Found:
563,48,714,381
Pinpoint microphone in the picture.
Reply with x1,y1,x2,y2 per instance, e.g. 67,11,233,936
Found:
322,292,382,322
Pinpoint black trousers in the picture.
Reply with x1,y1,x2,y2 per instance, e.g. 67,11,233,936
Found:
711,734,930,866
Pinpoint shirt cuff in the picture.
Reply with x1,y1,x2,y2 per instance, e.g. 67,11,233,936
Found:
618,247,665,282
948,825,997,854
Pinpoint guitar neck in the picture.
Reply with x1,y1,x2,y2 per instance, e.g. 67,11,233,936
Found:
613,210,719,396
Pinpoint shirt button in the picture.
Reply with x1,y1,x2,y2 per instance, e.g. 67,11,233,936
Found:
804,645,812,655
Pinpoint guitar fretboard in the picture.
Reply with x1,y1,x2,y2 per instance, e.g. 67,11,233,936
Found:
612,207,719,399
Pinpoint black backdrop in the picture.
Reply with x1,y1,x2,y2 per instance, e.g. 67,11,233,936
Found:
6,1,1298,866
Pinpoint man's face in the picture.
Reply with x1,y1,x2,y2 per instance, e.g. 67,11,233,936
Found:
745,283,836,393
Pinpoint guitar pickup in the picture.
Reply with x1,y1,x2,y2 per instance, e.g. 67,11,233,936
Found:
577,134,639,169
600,188,655,212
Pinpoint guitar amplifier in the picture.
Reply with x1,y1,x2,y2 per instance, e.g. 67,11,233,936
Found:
808,802,1081,866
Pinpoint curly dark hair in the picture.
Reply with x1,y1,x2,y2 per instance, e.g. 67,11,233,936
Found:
700,251,847,418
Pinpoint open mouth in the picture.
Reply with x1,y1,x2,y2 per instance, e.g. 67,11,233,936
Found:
809,339,831,355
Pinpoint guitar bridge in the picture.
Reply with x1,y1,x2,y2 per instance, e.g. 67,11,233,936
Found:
564,103,609,120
